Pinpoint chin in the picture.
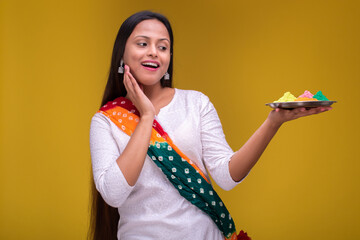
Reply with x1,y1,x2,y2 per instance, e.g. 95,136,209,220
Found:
137,76,163,86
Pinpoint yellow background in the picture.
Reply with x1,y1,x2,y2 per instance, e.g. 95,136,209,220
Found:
1,0,359,239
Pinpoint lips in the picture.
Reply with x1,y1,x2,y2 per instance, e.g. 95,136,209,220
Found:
141,60,160,70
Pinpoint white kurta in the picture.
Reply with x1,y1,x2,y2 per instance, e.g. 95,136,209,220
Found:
90,89,243,240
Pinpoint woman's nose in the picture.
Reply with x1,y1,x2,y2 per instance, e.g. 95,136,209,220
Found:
147,44,157,57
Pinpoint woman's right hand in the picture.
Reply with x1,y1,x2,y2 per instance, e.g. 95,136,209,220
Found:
123,65,156,118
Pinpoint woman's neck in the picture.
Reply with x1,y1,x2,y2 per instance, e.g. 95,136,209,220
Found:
141,83,174,114
142,83,165,102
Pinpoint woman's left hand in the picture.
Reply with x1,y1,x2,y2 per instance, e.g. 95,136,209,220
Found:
229,105,332,182
268,106,333,128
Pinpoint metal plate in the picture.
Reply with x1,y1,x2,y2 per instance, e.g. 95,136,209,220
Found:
265,101,337,109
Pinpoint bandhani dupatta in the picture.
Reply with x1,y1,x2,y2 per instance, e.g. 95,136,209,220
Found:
98,97,250,240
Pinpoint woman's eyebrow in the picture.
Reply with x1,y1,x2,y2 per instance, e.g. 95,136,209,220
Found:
134,35,170,43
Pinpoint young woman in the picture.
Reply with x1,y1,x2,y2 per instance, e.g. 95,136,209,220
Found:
89,11,331,240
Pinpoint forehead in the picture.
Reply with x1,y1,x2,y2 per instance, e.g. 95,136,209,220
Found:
130,19,170,40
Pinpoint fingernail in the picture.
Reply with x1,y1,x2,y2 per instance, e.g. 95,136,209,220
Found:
321,108,325,111
275,108,280,112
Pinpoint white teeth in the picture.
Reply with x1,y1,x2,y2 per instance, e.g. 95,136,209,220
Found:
142,62,159,68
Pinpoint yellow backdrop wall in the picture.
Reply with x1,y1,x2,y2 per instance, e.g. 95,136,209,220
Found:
1,0,359,239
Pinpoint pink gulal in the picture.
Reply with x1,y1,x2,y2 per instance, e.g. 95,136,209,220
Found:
298,90,314,98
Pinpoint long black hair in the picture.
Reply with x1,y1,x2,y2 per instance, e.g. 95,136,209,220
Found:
101,10,174,107
88,11,174,240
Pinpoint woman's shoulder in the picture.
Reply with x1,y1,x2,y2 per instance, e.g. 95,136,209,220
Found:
170,88,214,114
90,112,109,127
174,88,210,102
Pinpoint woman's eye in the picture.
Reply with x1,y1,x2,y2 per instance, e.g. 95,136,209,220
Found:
137,42,147,47
159,46,167,51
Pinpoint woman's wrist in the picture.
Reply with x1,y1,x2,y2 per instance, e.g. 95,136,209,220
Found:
264,117,283,131
140,113,155,123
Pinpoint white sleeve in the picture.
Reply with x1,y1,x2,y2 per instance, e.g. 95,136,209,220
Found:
89,113,134,208
199,93,243,191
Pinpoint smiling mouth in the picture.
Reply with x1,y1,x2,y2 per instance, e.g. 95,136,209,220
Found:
141,62,159,69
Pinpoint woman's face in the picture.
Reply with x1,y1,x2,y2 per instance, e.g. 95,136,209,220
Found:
123,19,171,86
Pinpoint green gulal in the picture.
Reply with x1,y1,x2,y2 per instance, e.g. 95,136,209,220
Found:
313,91,329,101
